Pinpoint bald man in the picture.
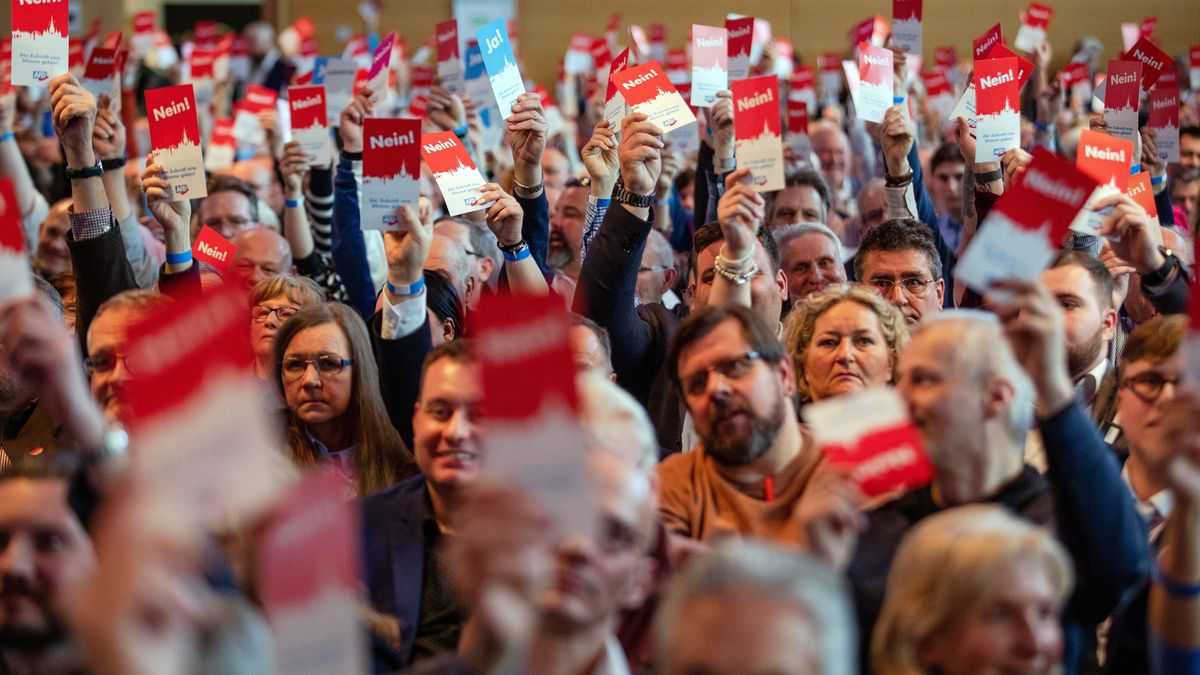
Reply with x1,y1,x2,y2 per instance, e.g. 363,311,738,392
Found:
810,124,859,220
229,227,293,286
426,234,472,304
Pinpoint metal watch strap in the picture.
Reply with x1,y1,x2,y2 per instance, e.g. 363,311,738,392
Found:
974,168,1003,184
612,179,653,209
512,178,544,199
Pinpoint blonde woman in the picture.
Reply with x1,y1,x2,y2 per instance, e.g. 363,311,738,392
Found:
782,283,908,403
871,505,1074,675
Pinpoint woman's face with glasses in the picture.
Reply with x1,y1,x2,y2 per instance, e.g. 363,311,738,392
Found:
281,322,354,429
1117,349,1186,466
250,295,300,356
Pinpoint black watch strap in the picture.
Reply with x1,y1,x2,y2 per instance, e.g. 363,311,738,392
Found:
1143,248,1176,285
497,239,528,254
101,157,127,171
974,168,1003,184
65,159,104,180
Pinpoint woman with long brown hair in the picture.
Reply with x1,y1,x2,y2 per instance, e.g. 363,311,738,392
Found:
272,302,414,496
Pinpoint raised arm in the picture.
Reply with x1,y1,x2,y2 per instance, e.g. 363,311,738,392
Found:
141,151,198,299
578,120,619,261
279,140,317,260
478,183,547,295
93,94,156,288
506,92,552,280
331,91,379,319
709,167,763,309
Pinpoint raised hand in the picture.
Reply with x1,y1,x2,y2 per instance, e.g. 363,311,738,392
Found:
92,94,126,161
1094,192,1165,275
383,203,434,288
477,183,524,246
338,91,374,154
507,91,548,169
709,90,734,163
1141,127,1165,181
142,151,191,236
0,91,16,133
279,140,309,199
427,83,467,133
1000,147,1033,186
258,107,284,161
1035,83,1063,127
581,120,619,195
795,466,867,571
1097,243,1135,310
988,277,1073,416
716,168,763,259
617,112,663,199
49,73,97,167
880,104,914,176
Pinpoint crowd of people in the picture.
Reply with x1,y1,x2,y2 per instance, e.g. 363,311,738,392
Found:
1,7,1200,675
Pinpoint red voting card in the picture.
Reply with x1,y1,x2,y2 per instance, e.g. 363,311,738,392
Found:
857,44,893,123
194,20,217,48
232,84,277,145
1123,37,1170,93
1103,60,1142,144
81,46,118,100
613,60,696,134
145,84,207,201
1014,2,1053,52
804,387,934,499
420,130,486,217
205,117,236,172
1076,129,1133,190
891,0,922,55
192,225,235,272
935,46,956,70
368,31,395,105
726,17,753,81
68,39,83,71
123,283,284,533
10,0,69,86
436,19,463,94
691,24,728,107
787,100,809,136
257,469,365,675
1126,172,1157,221
956,148,1097,291
361,118,421,229
973,23,1003,61
1190,46,1200,90
288,85,331,166
1147,88,1180,164
0,177,32,303
473,293,595,537
732,75,784,192
974,57,1022,161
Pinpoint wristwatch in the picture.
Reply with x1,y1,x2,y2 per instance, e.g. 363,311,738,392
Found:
974,168,1003,185
1142,246,1178,286
512,178,544,199
65,158,104,180
612,179,653,209
884,170,913,187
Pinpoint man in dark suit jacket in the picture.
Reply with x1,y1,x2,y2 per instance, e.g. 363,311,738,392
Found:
361,341,479,672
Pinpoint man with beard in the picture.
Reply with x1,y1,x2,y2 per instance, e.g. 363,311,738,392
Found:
0,456,96,675
656,304,819,544
1028,251,1119,467
547,178,589,302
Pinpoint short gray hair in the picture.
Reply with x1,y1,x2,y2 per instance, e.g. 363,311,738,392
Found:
576,372,658,471
915,310,1035,443
773,221,844,264
644,229,676,270
656,539,857,675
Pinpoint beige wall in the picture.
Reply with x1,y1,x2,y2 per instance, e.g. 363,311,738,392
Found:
5,0,1196,88
281,0,1198,86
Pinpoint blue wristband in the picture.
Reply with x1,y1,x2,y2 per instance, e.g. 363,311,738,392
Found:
166,250,193,266
1130,164,1141,175
1151,174,1166,186
502,246,531,263
285,197,303,208
1035,122,1053,132
385,276,425,296
453,124,469,138
893,96,905,104
0,131,13,143
1153,562,1200,599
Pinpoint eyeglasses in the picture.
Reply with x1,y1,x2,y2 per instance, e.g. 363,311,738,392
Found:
85,350,135,376
869,276,936,296
252,304,299,323
1122,372,1182,403
638,265,670,273
203,216,252,232
281,354,353,381
680,351,762,397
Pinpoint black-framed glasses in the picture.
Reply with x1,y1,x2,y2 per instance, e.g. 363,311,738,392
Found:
281,354,353,381
680,351,762,397
638,264,670,273
252,304,299,323
463,248,487,259
85,351,134,376
869,276,936,295
1122,372,1182,403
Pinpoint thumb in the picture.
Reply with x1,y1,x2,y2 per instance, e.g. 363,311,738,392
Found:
97,94,111,111
724,167,752,191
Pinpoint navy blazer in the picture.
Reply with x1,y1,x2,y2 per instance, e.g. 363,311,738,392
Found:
361,474,430,672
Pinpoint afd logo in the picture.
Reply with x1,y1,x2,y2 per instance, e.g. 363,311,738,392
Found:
382,213,398,225
663,119,678,127
32,70,49,82
754,175,767,186
464,196,478,207
175,184,190,196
